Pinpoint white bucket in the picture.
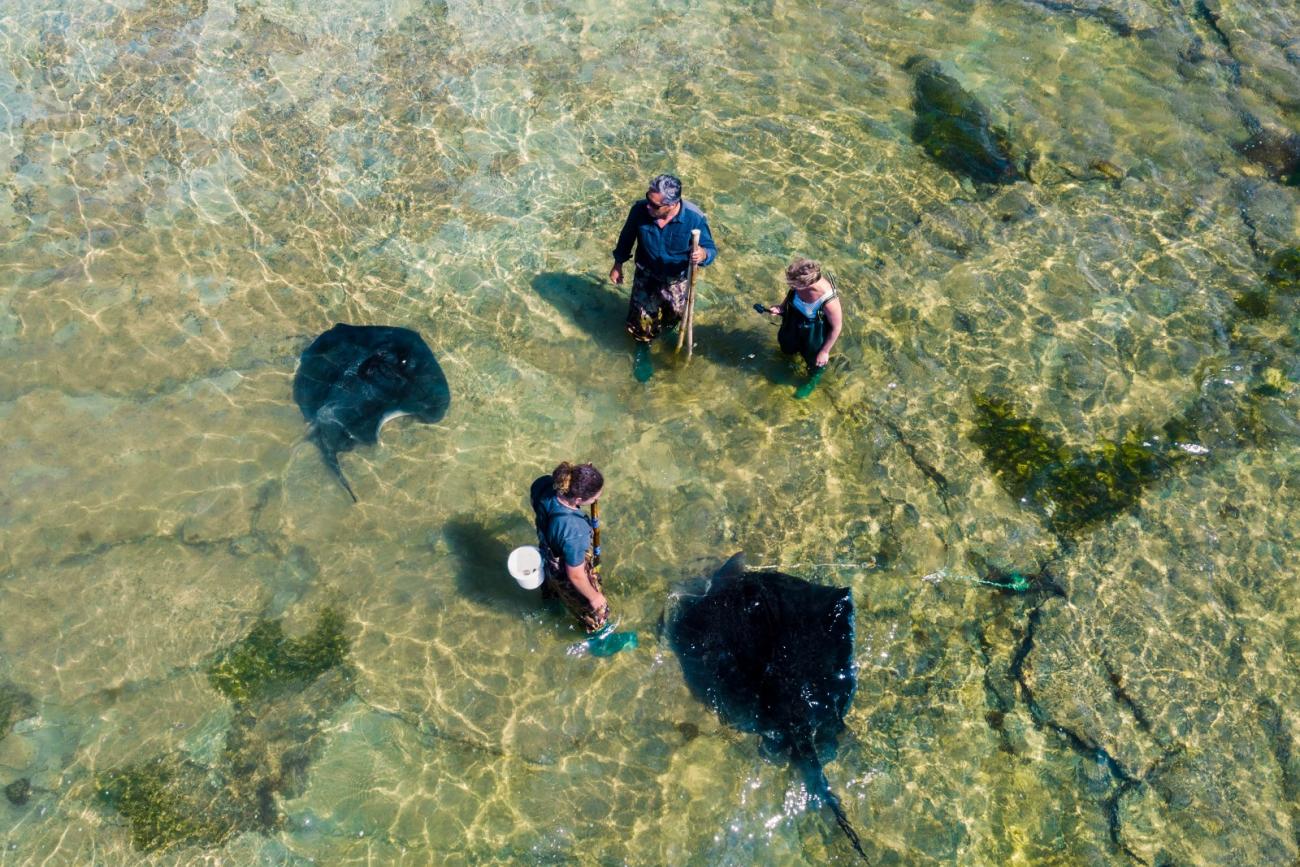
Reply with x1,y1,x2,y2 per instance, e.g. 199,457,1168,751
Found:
508,545,544,590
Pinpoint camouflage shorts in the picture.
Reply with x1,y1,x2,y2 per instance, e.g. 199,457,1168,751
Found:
543,552,609,633
625,267,689,343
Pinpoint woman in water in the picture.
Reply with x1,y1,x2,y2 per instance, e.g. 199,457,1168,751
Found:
759,257,844,398
529,461,608,632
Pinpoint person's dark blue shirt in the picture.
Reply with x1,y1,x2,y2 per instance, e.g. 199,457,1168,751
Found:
530,475,593,568
612,199,717,280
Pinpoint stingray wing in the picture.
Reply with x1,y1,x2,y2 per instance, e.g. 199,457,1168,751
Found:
392,331,450,423
665,575,768,734
762,573,856,744
294,324,370,421
295,324,450,428
666,570,856,745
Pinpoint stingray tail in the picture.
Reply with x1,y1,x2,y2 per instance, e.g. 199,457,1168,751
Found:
311,427,358,503
800,746,870,862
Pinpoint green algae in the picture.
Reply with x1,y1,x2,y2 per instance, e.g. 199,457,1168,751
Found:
1233,289,1271,318
1266,247,1300,293
97,758,248,853
207,607,349,707
969,394,1184,536
0,683,35,742
99,610,353,853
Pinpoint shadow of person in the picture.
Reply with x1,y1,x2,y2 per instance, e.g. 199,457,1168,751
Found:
530,272,630,356
441,514,542,614
690,320,800,387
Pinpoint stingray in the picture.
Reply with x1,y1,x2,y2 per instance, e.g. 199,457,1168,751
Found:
663,554,867,860
293,323,449,501
905,55,1019,186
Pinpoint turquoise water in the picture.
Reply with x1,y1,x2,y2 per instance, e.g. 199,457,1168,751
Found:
1,0,1297,863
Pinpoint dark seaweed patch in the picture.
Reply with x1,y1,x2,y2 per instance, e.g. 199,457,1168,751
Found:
906,57,1020,186
5,777,31,806
1233,289,1271,318
969,394,1185,536
1236,130,1300,188
98,609,353,853
1267,247,1300,293
97,757,251,852
207,608,349,707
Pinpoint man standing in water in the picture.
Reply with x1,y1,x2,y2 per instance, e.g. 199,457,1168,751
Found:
610,174,717,381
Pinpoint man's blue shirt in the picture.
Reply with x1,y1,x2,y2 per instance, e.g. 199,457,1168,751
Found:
612,199,717,279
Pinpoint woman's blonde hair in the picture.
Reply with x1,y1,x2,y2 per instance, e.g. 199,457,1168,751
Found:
552,462,603,500
785,258,822,289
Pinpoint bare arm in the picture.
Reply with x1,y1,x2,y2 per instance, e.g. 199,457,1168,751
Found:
765,289,794,317
815,297,843,366
565,562,607,612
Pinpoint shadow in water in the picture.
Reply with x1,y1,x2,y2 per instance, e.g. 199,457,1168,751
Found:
529,272,817,389
530,271,631,356
692,320,801,387
442,513,542,615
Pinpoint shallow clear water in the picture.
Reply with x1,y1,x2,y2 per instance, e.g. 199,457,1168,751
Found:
1,0,1297,863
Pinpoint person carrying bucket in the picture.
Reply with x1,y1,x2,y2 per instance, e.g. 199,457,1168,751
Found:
528,462,608,632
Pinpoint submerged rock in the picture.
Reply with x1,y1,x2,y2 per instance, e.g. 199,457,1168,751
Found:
0,684,34,743
1236,128,1300,187
1019,602,1165,774
5,778,30,806
1087,158,1126,181
1115,715,1299,864
906,57,1020,186
1024,0,1161,36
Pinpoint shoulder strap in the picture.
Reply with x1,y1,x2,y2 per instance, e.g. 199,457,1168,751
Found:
823,271,840,301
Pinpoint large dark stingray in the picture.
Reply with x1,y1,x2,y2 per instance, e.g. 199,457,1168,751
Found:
905,55,1019,185
663,554,867,860
293,323,449,501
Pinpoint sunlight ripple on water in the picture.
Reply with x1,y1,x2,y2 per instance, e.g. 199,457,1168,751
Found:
0,0,1297,863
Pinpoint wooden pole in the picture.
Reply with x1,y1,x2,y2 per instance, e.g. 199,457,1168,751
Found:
589,499,601,574
677,228,701,356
